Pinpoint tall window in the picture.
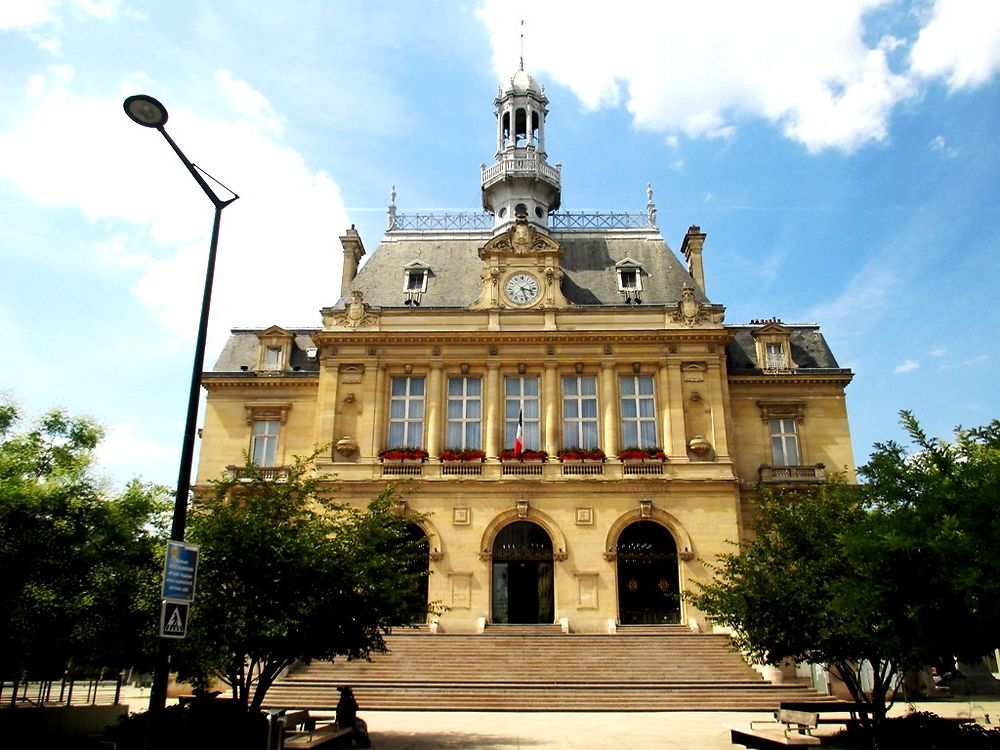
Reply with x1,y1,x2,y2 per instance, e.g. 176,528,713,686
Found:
505,376,540,450
446,376,482,449
769,418,800,465
562,375,598,448
388,376,425,447
620,375,657,448
251,420,279,466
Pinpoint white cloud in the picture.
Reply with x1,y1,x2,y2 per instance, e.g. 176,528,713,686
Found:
0,1,57,30
478,0,998,153
910,0,1000,89
96,421,175,467
930,135,958,157
893,359,919,374
0,67,348,353
928,346,946,357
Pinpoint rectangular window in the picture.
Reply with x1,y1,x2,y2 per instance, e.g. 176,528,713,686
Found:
406,270,425,291
251,420,279,466
388,376,425,447
263,346,283,370
505,376,540,450
446,376,482,449
562,375,599,448
765,343,786,370
619,269,639,289
769,418,800,465
620,374,657,448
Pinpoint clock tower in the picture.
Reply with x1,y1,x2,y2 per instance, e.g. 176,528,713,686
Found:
480,64,562,235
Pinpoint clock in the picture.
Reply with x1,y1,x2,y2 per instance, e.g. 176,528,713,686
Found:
504,273,540,305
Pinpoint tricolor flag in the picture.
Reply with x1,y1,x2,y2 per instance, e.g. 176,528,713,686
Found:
514,408,524,458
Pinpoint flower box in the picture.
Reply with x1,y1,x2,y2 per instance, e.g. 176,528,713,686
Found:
500,449,548,462
557,447,606,462
378,447,429,462
439,448,486,462
619,447,667,462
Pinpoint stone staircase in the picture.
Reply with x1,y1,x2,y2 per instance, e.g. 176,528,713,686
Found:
264,626,830,712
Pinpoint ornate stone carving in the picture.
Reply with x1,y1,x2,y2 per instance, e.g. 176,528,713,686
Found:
333,290,377,328
668,285,709,327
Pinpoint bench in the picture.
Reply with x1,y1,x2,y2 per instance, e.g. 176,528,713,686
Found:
730,709,821,748
270,709,352,749
778,700,858,725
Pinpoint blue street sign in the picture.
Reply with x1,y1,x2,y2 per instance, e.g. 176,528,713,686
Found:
160,599,190,639
162,541,199,601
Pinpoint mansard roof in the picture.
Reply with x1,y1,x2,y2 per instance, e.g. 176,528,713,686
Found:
335,229,708,309
208,328,320,375
726,324,847,373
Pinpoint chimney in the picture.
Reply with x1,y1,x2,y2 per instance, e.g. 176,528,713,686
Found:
339,225,366,298
680,224,707,295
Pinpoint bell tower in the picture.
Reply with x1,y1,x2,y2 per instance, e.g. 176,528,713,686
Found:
480,65,562,235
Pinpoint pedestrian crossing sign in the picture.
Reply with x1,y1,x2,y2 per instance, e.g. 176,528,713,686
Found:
160,599,190,639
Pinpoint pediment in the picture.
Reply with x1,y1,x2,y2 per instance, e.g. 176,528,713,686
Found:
256,325,294,341
750,320,791,337
479,215,562,259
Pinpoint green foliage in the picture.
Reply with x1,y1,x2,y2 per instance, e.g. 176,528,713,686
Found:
0,399,170,678
689,413,1000,742
175,456,431,713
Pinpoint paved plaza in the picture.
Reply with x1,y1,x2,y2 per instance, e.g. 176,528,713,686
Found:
122,688,999,749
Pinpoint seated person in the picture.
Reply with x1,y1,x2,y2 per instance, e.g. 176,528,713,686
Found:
335,686,370,747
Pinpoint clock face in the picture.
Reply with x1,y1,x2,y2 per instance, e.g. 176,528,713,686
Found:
504,273,540,304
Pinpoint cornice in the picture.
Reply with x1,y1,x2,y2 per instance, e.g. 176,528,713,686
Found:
202,375,319,390
311,329,732,346
728,371,854,386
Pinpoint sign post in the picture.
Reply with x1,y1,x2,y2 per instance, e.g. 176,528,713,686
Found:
159,541,198,639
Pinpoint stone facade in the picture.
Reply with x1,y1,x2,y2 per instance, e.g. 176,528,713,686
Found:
194,66,854,634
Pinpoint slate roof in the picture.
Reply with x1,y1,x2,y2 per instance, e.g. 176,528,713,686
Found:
336,230,710,309
726,326,848,373
208,329,321,374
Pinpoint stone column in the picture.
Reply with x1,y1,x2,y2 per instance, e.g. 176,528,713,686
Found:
485,362,501,459
426,363,444,459
665,360,687,459
600,362,619,458
312,357,339,460
543,362,560,458
705,360,730,458
370,364,387,458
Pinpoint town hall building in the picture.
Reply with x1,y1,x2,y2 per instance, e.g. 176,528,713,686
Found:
194,65,855,635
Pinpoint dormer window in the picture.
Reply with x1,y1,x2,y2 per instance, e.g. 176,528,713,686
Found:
615,259,644,304
255,325,294,373
263,346,283,370
751,320,796,373
403,261,430,306
764,343,786,370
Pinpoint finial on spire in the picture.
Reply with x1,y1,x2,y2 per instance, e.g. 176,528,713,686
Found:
519,19,525,71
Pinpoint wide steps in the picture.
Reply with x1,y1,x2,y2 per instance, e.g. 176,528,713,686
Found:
265,630,829,712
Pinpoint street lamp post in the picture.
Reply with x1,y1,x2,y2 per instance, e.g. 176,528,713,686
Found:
123,95,238,713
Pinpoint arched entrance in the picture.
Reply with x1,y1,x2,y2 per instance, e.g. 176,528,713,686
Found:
403,523,430,617
491,521,554,624
616,521,680,625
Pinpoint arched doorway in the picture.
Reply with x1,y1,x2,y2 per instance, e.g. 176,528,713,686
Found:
616,521,680,625
402,523,430,622
491,521,554,624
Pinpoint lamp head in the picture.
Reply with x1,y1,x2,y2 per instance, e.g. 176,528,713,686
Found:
124,94,168,128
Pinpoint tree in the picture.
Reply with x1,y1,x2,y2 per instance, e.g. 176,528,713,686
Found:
688,414,1000,747
0,400,170,680
174,456,431,713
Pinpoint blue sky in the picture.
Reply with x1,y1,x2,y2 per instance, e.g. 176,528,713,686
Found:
1,1,998,488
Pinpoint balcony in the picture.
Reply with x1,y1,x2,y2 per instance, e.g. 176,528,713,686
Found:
226,465,289,482
758,464,826,484
481,154,561,191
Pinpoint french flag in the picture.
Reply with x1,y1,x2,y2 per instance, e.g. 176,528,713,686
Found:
514,409,524,458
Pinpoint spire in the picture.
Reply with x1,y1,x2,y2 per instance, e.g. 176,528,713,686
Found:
519,19,525,71
480,62,561,234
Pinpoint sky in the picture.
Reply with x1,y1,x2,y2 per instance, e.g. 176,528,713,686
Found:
1,0,998,489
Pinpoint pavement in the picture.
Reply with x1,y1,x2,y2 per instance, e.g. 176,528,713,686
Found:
120,688,1000,749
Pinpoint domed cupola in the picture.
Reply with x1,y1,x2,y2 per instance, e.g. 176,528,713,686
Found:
481,65,562,235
